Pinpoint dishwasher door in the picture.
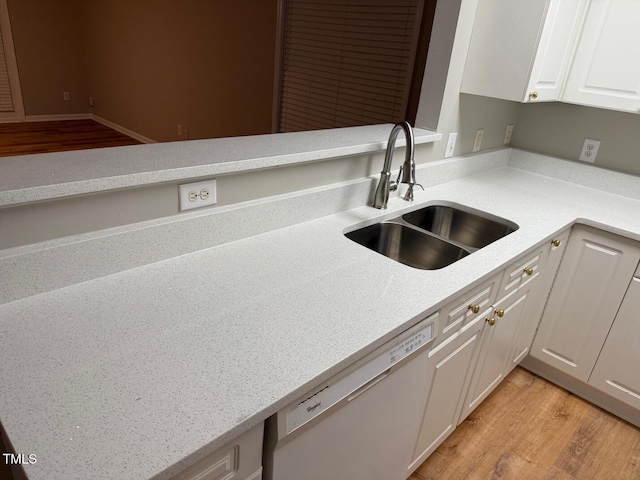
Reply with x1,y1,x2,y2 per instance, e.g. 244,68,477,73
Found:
264,314,437,480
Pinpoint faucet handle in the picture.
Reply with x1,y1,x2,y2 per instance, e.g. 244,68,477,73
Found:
389,180,398,192
394,166,404,187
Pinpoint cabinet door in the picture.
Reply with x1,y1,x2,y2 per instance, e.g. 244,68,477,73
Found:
409,314,485,472
563,0,640,112
458,297,522,422
530,225,640,382
525,0,587,102
461,0,548,102
588,277,640,409
461,0,585,103
508,234,569,368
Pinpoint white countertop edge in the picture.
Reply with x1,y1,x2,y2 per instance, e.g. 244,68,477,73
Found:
0,124,441,207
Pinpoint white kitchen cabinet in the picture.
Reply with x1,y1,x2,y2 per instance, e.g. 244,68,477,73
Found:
588,276,640,409
408,312,486,472
171,422,263,480
459,233,568,422
562,0,640,113
507,232,569,369
530,225,640,382
461,0,587,102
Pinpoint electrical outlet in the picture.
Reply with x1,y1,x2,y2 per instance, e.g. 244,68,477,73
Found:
184,127,190,139
177,124,183,136
444,132,458,158
89,97,95,107
579,138,600,163
504,124,514,144
473,129,484,152
63,92,70,101
179,179,217,211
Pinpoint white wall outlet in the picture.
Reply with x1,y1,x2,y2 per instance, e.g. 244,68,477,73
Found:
579,138,600,163
444,132,458,158
63,92,70,101
473,129,484,152
504,124,514,144
179,179,217,211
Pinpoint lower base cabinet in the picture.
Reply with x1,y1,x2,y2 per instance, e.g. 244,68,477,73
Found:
171,422,264,480
459,232,568,423
530,225,640,382
408,313,486,471
587,276,640,410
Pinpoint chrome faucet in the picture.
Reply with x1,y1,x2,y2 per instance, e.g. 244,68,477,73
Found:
373,121,420,209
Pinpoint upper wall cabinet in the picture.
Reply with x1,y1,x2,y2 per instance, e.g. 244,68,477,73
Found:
562,0,640,113
461,0,587,103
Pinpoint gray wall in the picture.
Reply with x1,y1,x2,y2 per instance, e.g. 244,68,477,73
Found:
511,102,640,177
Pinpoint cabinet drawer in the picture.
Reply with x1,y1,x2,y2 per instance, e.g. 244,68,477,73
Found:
497,247,546,299
438,273,501,342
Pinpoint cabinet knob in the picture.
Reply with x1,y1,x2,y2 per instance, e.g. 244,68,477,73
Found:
495,309,505,318
523,267,534,276
468,304,480,314
485,317,496,326
552,239,561,247
528,91,538,100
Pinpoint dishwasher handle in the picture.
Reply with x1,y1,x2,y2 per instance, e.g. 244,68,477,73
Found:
347,369,391,402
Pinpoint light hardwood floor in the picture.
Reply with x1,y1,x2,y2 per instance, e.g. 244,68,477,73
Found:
411,366,640,480
0,119,140,157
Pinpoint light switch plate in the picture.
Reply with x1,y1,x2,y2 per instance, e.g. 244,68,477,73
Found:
179,179,217,211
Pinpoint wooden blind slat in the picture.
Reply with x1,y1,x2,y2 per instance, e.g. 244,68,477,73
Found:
278,0,421,132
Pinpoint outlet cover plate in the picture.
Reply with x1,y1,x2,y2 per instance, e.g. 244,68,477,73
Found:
473,129,484,152
444,132,458,158
579,139,600,163
179,179,217,211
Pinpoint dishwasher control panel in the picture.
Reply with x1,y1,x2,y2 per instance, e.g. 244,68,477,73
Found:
286,316,436,434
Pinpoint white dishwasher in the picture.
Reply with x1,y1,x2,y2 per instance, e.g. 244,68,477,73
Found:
264,314,437,480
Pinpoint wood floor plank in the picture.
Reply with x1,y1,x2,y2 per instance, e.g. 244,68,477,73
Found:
415,367,640,480
0,120,141,157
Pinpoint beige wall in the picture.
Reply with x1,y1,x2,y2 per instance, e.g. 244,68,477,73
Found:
512,102,640,177
7,0,277,139
84,0,277,141
8,0,89,116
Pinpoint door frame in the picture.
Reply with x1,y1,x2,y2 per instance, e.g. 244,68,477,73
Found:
0,0,25,122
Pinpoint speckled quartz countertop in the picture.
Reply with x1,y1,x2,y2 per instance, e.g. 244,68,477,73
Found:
0,124,440,206
1,149,639,480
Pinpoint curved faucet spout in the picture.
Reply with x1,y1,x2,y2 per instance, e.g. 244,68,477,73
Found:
373,121,417,209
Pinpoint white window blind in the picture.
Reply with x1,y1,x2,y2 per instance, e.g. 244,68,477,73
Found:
0,21,14,112
277,0,423,133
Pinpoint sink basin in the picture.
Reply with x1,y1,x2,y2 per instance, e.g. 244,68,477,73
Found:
402,204,518,250
345,222,470,270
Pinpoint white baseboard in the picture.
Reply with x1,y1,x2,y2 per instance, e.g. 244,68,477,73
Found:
21,113,156,144
24,113,92,122
91,114,156,144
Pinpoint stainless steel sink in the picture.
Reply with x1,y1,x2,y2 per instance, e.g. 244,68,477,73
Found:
402,204,518,250
345,222,470,270
345,202,518,270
